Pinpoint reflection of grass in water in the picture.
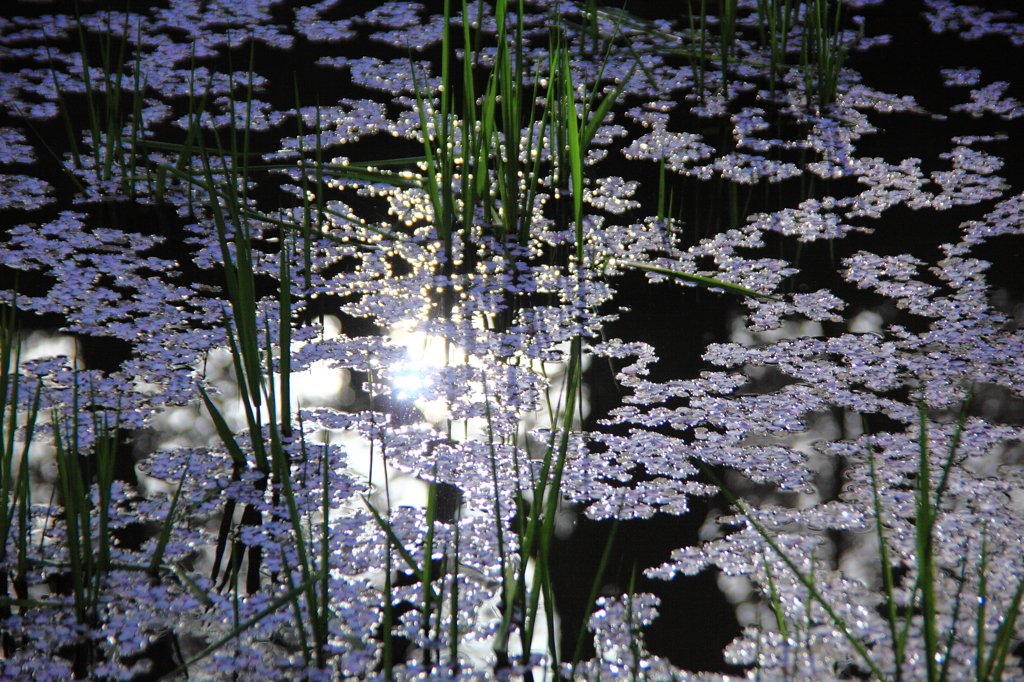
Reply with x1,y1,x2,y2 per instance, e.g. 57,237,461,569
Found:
2,0,1024,680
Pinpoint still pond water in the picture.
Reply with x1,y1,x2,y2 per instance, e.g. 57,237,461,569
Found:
2,0,1024,680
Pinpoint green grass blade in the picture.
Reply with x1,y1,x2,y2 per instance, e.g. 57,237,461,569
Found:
93,410,119,574
12,381,41,591
363,499,426,585
318,432,331,655
51,412,88,622
916,401,938,682
148,455,192,575
197,385,248,466
479,374,509,609
520,336,583,671
761,551,790,643
580,64,636,154
983,569,1024,682
0,297,20,541
618,261,782,300
448,511,461,673
559,48,585,262
936,391,972,502
571,516,620,670
72,0,102,174
939,555,969,682
170,563,214,607
277,234,292,437
278,548,314,664
976,523,989,682
419,477,439,668
868,444,903,678
209,496,237,586
383,538,394,681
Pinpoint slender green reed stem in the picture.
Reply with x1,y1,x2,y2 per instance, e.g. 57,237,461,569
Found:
448,510,461,674
571,516,620,671
976,522,990,682
983,570,1024,682
868,443,902,681
618,261,781,301
719,0,737,98
761,551,789,643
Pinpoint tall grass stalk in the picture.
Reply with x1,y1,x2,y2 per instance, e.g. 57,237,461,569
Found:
699,457,890,680
69,2,147,192
800,0,856,112
49,375,91,625
719,0,738,98
160,567,327,680
17,4,146,196
598,0,856,109
756,0,797,95
687,0,709,100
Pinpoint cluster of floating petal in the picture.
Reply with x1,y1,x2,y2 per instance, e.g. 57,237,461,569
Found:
1,0,1024,680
